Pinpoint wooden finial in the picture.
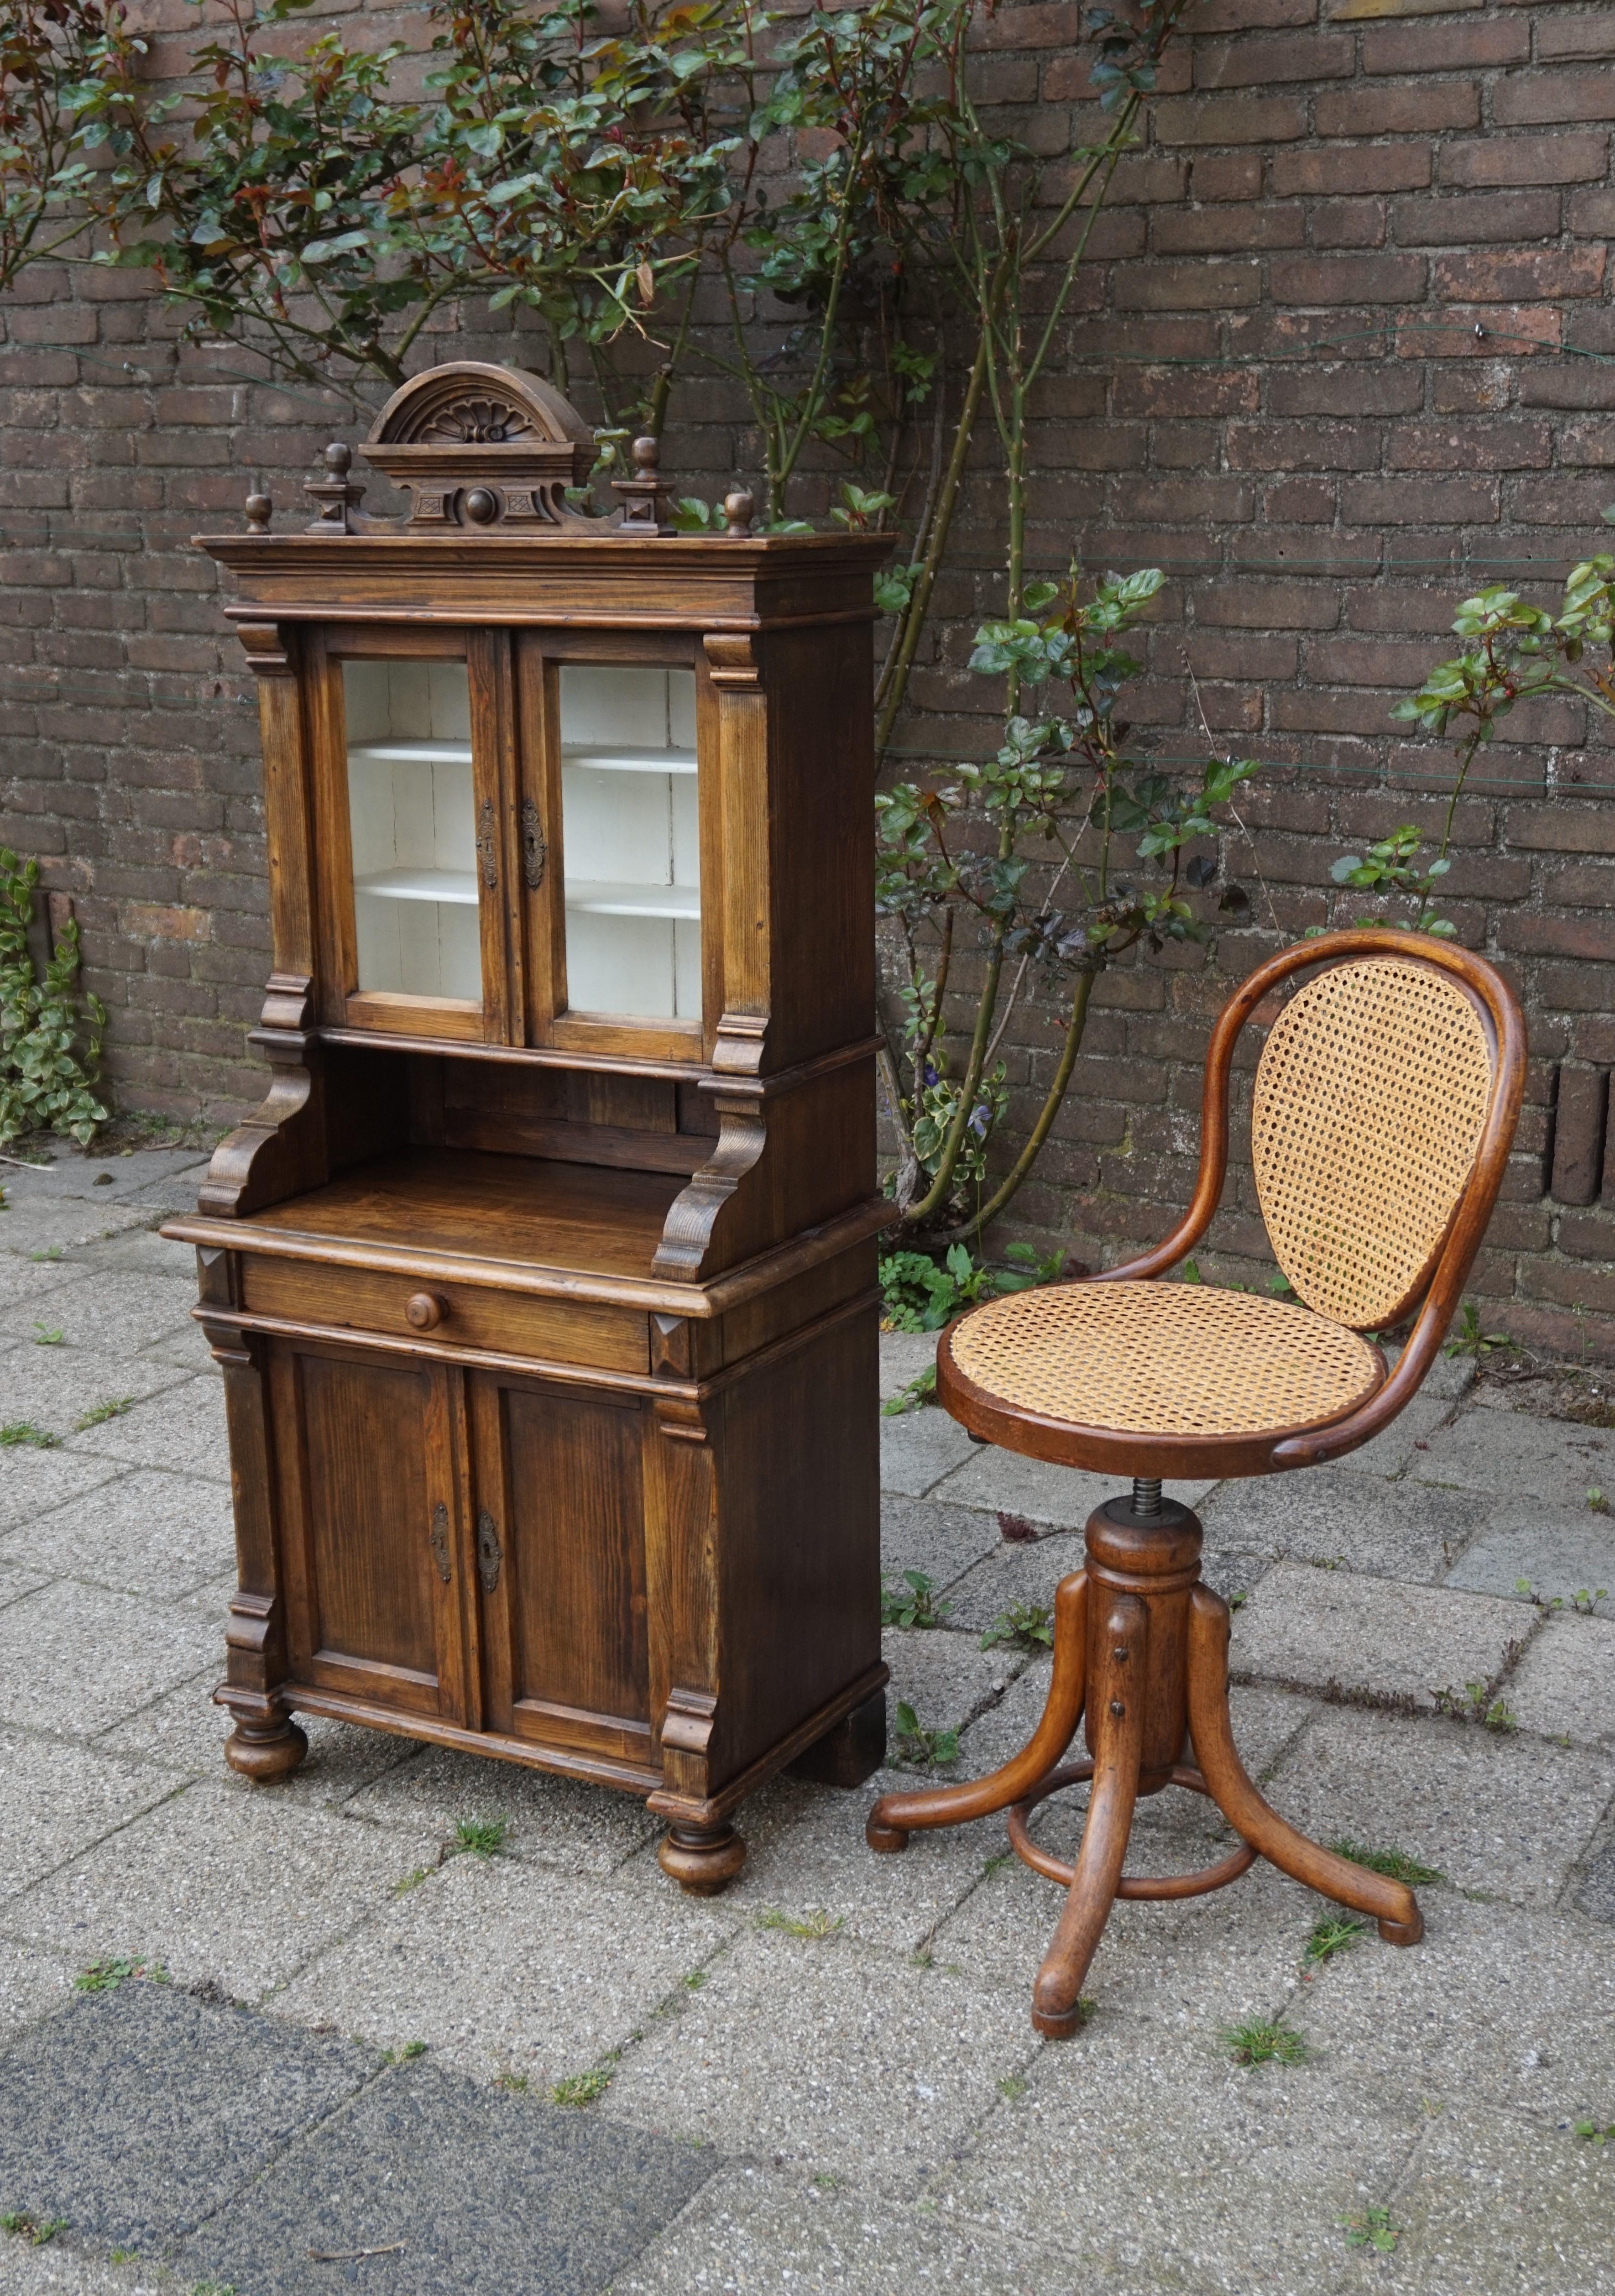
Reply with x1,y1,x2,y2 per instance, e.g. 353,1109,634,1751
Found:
304,440,366,534
612,432,677,534
723,489,755,538
244,492,272,534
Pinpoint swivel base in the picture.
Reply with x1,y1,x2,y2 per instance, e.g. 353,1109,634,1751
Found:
867,1494,1422,2035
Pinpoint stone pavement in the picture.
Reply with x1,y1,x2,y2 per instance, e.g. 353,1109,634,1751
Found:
0,1146,1613,2296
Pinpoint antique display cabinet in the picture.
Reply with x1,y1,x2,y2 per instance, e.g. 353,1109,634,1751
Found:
166,361,891,1891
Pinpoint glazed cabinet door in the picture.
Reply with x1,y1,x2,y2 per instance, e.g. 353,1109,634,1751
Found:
270,1339,472,1724
309,625,518,1043
468,1371,655,1774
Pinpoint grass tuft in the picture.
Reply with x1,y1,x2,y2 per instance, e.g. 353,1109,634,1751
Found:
756,1906,842,1939
1328,1840,1443,1887
0,1420,59,1448
550,2066,613,2108
1,2214,68,2246
1305,1914,1368,1966
450,1816,508,1858
1223,2017,1307,2067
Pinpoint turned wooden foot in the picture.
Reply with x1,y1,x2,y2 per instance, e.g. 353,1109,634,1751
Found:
790,1687,887,1789
224,1715,308,1783
866,1573,1088,1853
658,1821,747,1895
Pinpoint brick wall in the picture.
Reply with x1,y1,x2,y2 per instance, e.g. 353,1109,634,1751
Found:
1,0,1614,1355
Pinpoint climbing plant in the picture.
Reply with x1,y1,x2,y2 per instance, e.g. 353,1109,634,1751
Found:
0,852,107,1145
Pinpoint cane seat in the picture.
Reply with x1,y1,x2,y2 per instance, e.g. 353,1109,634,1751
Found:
949,1281,1383,1446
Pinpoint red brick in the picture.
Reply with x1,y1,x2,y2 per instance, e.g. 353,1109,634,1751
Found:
1412,302,1563,355
1195,31,1354,86
1508,474,1615,524
1432,245,1608,300
1150,206,1305,252
1270,252,1427,303
1189,152,1265,201
1191,0,1317,26
976,3,1082,48
1569,187,1615,235
1363,18,1529,72
1226,419,1380,468
1537,12,1615,63
1154,94,1309,145
1194,579,1342,629
1493,68,1615,127
1316,83,1480,136
1272,144,1432,196
1558,418,1615,466
1393,189,1564,245
1312,199,1387,249
1265,475,1338,520
1498,914,1615,961
1388,420,1553,470
1342,474,1500,523
1441,131,1607,187
1306,634,1436,685
1270,364,1423,415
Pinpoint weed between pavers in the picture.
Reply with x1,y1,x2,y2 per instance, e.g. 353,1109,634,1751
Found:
1444,1303,1519,1363
31,1321,62,1345
1433,1680,1516,1733
998,2073,1029,2100
392,1863,436,1897
74,1396,135,1430
880,1569,952,1629
0,1419,58,1448
683,1968,706,1990
1589,1488,1613,1519
550,2059,616,2108
980,1601,1053,1654
449,1816,508,1858
893,1701,960,1768
0,2213,67,2246
756,1907,842,1939
1340,2205,1399,2255
1305,1914,1367,1966
1223,2018,1307,2067
1575,2118,1615,2145
76,1956,167,1991
1329,1840,1444,1887
381,2040,428,2065
1517,1574,1607,1615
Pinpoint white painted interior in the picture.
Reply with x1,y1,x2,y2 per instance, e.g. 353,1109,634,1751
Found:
559,666,701,1020
345,659,481,1003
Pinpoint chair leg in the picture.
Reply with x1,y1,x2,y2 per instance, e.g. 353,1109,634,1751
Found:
866,1572,1088,1851
1186,1587,1423,1946
1031,1590,1147,2037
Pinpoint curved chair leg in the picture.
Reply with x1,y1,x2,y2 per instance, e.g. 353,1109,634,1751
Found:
1031,1590,1147,2037
1186,1587,1423,1946
867,1572,1088,1851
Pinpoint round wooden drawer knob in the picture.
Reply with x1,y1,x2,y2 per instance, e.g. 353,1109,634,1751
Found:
405,1292,447,1331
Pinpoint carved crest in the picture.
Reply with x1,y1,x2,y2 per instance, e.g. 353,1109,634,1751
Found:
359,361,601,531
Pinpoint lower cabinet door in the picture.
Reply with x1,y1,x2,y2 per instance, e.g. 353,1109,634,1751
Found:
468,1372,653,1771
271,1339,470,1723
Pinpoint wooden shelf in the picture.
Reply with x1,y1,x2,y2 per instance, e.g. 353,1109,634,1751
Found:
565,879,700,921
563,745,698,777
355,867,478,906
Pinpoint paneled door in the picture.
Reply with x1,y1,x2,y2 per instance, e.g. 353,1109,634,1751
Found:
269,1340,472,1723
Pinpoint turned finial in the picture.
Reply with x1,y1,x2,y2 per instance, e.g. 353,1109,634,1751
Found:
723,488,755,538
325,442,352,476
304,439,366,534
244,492,272,534
612,431,677,534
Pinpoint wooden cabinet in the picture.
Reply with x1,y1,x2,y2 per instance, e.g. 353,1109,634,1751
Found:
169,365,891,1886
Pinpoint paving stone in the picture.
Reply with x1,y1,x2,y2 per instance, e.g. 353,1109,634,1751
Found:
0,1730,179,1904
0,1204,156,1262
1202,1468,1489,1583
0,1941,75,2046
0,1559,49,1610
99,1680,419,1812
274,1850,736,2085
927,1445,1217,1528
0,1980,374,2251
1297,1895,1615,2127
878,1329,941,1401
0,2238,152,2294
0,1345,187,1443
606,1926,1029,2191
0,1447,123,1538
881,1626,1023,1763
0,1583,218,1738
1503,1616,1615,1744
4,1470,233,1602
935,2014,1418,2291
1230,1560,1526,1713
879,1493,1002,1592
1398,1344,1476,1404
1577,1834,1615,1923
64,1375,228,1482
175,2051,716,2296
0,1149,210,1213
0,1255,94,1310
85,1226,200,1282
1263,1703,1615,1907
0,1273,197,1357
1377,2102,1615,2296
942,1528,1087,1634
1444,1515,1615,1617
10,1781,439,2001
614,2163,1094,2296
1413,1407,1615,1511
1335,1392,1450,1479
720,1771,993,1954
878,1410,981,1498
347,1743,662,1875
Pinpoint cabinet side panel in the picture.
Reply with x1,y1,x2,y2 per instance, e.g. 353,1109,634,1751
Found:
503,1385,650,1726
765,621,876,1064
301,1351,439,1678
709,1298,881,1784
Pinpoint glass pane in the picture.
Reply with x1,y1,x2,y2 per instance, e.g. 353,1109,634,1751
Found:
344,660,481,1004
560,666,700,1021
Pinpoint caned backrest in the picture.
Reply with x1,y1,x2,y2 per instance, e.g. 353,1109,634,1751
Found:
1251,955,1496,1330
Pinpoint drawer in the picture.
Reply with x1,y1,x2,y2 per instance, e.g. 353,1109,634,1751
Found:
237,1255,649,1374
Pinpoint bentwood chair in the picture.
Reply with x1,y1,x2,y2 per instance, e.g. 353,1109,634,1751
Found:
868,929,1526,2036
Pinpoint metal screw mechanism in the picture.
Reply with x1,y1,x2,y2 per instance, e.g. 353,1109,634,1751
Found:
1131,1476,1163,1518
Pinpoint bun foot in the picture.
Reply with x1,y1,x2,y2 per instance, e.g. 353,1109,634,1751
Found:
1031,1997,1091,2040
225,1717,308,1783
865,1810,909,1854
658,1821,746,1896
1378,1909,1424,1947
